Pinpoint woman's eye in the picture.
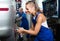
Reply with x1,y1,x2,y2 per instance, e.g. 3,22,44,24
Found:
26,8,28,10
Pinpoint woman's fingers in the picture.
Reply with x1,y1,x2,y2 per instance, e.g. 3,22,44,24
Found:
16,27,24,33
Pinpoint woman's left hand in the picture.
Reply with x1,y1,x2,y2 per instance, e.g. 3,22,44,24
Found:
16,27,24,34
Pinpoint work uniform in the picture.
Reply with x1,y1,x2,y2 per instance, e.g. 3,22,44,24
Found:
32,12,54,41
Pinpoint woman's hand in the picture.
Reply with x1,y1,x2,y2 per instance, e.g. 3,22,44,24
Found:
16,27,25,34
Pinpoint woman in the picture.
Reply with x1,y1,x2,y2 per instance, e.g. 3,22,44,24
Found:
17,1,54,41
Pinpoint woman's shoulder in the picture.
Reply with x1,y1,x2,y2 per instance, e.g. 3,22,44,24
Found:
37,13,44,18
37,13,47,22
36,13,43,21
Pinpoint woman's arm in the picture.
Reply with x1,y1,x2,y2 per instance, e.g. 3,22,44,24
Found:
23,14,43,35
17,14,43,35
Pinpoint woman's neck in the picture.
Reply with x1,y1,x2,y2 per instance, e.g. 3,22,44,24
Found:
33,11,36,16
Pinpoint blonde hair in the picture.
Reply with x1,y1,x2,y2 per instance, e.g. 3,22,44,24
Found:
26,1,42,13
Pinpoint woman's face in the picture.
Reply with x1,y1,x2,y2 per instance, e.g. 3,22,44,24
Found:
26,3,35,14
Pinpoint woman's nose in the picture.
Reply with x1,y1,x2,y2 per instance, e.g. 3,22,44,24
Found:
25,10,30,14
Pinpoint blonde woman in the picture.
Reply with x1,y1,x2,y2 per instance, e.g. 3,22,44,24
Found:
17,1,54,41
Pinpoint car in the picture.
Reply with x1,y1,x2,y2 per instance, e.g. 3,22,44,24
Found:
0,0,16,41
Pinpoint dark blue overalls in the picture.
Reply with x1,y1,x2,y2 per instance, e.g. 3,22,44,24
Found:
32,12,54,41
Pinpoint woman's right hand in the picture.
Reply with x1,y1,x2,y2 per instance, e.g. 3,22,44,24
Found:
16,27,25,34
